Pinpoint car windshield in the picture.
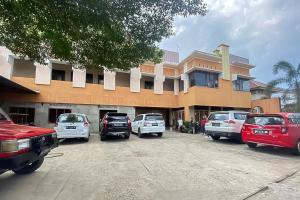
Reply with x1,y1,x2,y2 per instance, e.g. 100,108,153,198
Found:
58,114,85,123
145,115,163,121
245,116,284,126
288,114,300,124
0,108,10,121
208,113,229,121
234,113,247,120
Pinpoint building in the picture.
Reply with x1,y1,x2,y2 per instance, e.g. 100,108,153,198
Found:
1,44,257,132
250,80,281,113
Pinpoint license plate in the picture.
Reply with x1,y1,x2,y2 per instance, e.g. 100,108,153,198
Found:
152,123,158,126
254,129,269,134
66,126,76,129
114,123,123,127
212,123,220,127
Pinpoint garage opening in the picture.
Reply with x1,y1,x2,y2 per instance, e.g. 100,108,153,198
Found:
135,107,170,127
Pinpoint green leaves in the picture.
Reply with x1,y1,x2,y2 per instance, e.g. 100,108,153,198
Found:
266,60,300,112
0,0,207,70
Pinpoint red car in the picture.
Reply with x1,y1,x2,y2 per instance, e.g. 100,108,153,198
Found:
242,113,300,155
0,108,58,175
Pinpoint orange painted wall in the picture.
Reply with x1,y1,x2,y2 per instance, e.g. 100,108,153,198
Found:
0,77,177,108
140,64,154,74
178,79,251,108
230,66,250,76
163,68,175,76
251,98,281,113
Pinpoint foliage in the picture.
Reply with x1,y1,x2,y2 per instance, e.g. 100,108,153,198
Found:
265,61,300,112
0,0,207,70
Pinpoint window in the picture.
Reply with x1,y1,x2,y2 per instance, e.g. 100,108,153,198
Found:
58,114,85,123
86,73,94,83
98,75,104,84
9,107,35,124
145,115,164,121
189,71,219,88
179,80,184,91
234,113,247,120
233,78,250,92
52,69,65,81
48,108,71,123
144,81,154,89
208,112,229,121
245,116,284,125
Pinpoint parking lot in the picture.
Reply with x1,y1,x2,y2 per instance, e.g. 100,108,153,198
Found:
1,131,300,200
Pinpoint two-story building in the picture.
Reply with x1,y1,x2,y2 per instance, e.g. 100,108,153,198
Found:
0,44,256,132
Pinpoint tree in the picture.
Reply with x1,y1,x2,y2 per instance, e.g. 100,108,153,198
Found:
265,61,300,112
0,0,207,70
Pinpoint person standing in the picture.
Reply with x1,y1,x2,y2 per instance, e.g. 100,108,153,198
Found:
177,118,183,132
200,115,208,135
190,117,195,134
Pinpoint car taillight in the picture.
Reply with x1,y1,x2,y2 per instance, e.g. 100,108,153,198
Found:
0,139,30,153
84,122,89,127
103,119,108,129
225,120,236,124
128,119,131,128
281,126,288,134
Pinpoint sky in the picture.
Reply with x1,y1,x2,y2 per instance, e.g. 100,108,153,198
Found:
159,0,300,83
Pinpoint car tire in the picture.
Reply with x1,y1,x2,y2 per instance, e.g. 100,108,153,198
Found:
100,135,106,141
83,137,89,142
157,132,163,137
13,157,44,175
291,140,300,155
138,128,143,138
211,135,220,140
124,134,130,139
247,142,257,148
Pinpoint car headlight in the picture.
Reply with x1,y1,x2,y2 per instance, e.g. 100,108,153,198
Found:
0,139,30,153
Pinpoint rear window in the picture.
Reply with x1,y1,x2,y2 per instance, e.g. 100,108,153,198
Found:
288,114,300,124
145,115,163,121
245,116,284,126
208,113,229,121
58,114,85,123
234,113,247,120
107,116,128,122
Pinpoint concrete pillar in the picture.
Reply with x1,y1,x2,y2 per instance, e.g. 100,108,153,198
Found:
181,63,189,93
218,44,230,80
35,61,51,85
130,67,141,92
154,63,165,94
104,69,116,90
184,106,193,121
174,79,179,95
0,47,14,79
72,66,86,88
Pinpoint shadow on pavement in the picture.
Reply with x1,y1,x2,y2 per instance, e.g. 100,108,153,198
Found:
58,138,87,145
248,145,300,158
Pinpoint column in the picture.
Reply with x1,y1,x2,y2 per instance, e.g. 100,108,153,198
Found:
104,69,116,90
0,47,14,79
35,61,51,85
72,66,86,88
130,67,141,92
154,63,165,94
174,79,179,95
181,63,189,93
218,44,230,80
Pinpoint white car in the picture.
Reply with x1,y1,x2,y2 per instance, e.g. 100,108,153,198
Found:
131,113,165,138
54,113,90,142
205,111,248,141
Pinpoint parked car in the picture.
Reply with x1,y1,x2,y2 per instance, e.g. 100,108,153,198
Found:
242,113,300,155
0,108,58,175
54,113,90,142
205,111,248,141
99,112,131,141
131,113,165,138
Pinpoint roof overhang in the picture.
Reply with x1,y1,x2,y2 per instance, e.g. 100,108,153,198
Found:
231,61,255,69
186,66,223,74
0,75,39,94
232,74,255,81
178,51,222,66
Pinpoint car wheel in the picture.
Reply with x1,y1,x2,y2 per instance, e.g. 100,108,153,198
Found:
211,135,220,140
124,134,130,139
247,142,257,148
83,137,89,142
13,157,44,175
291,140,300,155
138,128,143,138
157,132,163,137
100,135,106,141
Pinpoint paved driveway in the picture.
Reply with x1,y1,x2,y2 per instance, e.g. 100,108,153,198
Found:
1,131,300,200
